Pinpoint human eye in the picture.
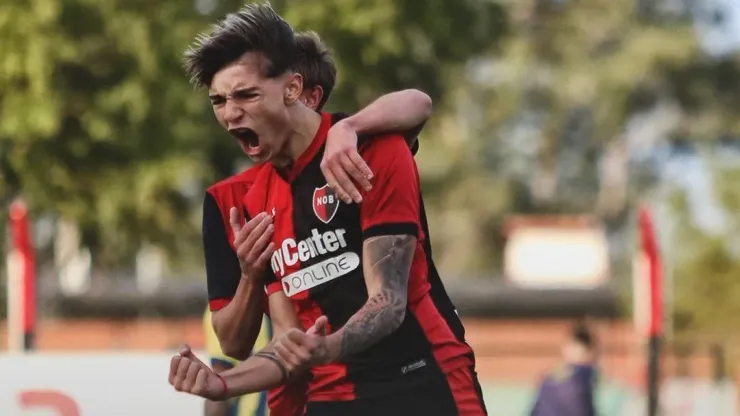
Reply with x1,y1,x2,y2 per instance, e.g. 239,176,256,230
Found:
233,89,258,102
209,94,226,106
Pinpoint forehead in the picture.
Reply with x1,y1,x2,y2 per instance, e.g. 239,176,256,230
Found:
209,53,268,94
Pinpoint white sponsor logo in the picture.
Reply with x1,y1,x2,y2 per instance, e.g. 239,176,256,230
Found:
401,359,427,374
270,228,349,277
281,252,360,297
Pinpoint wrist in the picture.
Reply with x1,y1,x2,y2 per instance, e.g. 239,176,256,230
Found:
214,373,230,401
338,116,361,135
240,274,260,287
323,333,343,363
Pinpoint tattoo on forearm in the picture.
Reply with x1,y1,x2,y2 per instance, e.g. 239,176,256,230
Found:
338,234,415,358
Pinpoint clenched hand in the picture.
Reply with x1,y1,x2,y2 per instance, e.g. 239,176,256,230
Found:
169,345,228,401
273,316,335,373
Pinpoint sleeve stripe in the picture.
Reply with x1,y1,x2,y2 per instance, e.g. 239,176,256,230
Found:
209,298,232,311
363,222,419,239
210,358,235,369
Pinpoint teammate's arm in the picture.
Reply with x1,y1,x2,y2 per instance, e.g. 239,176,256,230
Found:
322,89,431,204
342,89,431,143
214,293,307,398
324,134,420,359
203,192,266,360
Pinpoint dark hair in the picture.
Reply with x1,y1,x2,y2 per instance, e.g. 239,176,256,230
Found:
295,31,337,110
572,323,594,349
183,2,299,88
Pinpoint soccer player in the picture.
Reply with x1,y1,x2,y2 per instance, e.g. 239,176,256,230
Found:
171,4,486,416
199,29,434,416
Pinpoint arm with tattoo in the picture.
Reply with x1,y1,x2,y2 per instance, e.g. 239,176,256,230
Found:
326,233,417,358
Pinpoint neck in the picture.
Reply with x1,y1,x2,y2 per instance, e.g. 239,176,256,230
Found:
272,105,321,169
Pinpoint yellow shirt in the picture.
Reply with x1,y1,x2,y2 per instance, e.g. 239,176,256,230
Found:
204,308,272,416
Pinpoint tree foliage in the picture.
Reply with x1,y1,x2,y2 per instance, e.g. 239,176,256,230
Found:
0,0,506,267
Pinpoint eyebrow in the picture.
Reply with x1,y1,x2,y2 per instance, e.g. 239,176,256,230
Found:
208,87,259,100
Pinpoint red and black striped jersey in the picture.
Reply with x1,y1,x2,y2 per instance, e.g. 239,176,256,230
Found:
244,112,474,402
203,167,260,312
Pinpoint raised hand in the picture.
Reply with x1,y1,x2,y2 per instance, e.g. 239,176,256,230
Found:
273,316,334,373
229,208,276,281
169,345,228,401
321,120,373,204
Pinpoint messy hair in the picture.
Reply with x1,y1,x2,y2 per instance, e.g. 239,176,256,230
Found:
295,31,337,110
184,2,299,88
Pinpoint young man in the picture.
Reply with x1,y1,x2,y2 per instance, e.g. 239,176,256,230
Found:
172,4,486,416
200,30,433,416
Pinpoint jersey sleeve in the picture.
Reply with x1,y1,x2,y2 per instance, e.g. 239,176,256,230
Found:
263,268,283,296
203,191,242,311
359,134,421,239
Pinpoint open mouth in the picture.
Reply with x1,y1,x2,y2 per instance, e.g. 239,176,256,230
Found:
230,128,261,156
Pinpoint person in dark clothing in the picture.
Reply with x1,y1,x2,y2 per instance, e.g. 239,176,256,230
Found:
530,323,597,416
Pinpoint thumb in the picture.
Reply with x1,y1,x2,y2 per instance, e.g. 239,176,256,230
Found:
179,344,208,368
229,207,241,236
307,316,329,336
179,344,192,357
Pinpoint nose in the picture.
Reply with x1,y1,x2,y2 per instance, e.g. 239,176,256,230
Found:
222,99,244,127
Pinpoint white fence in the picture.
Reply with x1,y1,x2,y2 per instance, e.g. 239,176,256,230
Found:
1,353,737,416
0,352,203,416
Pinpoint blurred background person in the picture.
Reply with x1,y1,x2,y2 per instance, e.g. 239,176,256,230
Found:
529,323,597,416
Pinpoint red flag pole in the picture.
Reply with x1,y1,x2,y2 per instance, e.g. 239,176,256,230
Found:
8,198,36,351
638,205,662,416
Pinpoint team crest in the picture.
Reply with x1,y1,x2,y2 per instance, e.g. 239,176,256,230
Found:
312,184,339,224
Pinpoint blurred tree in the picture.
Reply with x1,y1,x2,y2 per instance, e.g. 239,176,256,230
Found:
0,0,507,268
0,0,225,268
413,0,736,276
670,159,740,337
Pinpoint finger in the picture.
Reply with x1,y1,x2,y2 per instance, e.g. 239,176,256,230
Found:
335,154,365,202
320,161,342,201
179,344,191,357
342,151,372,192
244,221,274,261
183,361,201,391
325,166,353,204
234,212,267,246
255,242,276,268
320,158,335,185
180,344,208,369
331,162,360,204
307,315,329,336
238,214,272,258
173,357,190,391
177,356,191,380
274,341,301,371
192,368,208,396
229,207,242,238
169,355,182,385
348,150,373,182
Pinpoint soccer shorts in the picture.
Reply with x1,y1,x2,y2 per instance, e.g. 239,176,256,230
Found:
304,366,487,416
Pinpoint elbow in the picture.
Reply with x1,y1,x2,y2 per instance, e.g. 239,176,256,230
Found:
406,89,432,119
220,340,251,361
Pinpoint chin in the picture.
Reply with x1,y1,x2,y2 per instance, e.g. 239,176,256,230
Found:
247,154,269,164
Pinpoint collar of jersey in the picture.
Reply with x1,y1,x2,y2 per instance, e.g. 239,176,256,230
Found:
279,111,333,182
